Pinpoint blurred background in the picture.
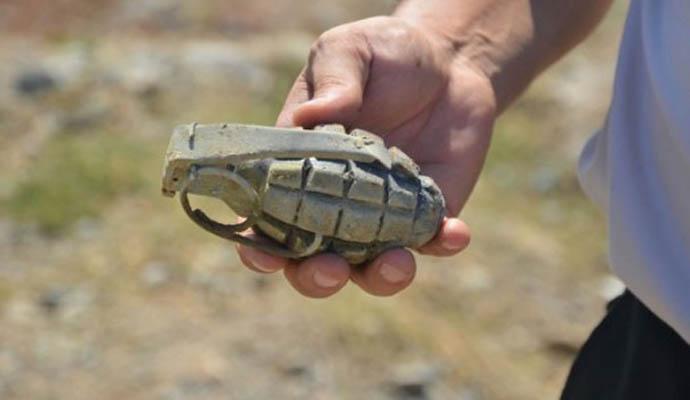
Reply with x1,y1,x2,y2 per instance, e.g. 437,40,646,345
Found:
0,1,628,399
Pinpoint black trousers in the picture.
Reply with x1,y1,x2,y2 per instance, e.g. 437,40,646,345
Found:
561,290,690,399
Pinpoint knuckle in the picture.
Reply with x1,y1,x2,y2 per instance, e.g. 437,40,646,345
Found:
310,25,365,58
310,31,338,56
319,25,354,45
313,73,348,88
315,30,340,48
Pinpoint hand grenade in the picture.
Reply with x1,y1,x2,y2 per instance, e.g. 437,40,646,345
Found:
162,123,445,264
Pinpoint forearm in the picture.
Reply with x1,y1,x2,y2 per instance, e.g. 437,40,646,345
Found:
394,0,614,111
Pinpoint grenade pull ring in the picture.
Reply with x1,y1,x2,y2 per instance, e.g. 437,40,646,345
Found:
178,166,322,259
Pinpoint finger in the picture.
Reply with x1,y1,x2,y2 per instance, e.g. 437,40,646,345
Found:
417,217,471,256
276,71,310,127
283,254,351,298
236,241,292,273
351,248,416,297
234,216,292,273
292,29,370,128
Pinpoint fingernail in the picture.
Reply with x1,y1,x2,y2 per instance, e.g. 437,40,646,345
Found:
253,264,274,273
379,263,410,284
442,240,464,251
313,269,341,288
244,249,273,272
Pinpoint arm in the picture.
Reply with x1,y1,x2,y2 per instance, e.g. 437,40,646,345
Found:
394,0,614,111
237,0,613,298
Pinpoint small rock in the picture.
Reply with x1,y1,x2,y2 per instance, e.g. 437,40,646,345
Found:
38,287,67,314
44,43,90,86
74,217,102,240
181,41,273,92
141,261,171,287
37,287,93,320
391,382,427,400
545,340,581,358
458,265,493,292
14,70,57,96
389,362,440,400
252,275,270,291
161,378,222,400
282,364,310,379
60,102,110,131
276,352,315,382
120,50,176,96
456,387,483,400
118,0,182,29
598,275,625,300
529,166,561,194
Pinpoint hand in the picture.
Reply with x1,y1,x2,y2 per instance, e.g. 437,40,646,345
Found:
237,16,496,298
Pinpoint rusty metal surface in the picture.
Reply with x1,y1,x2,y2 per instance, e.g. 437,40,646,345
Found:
162,123,445,263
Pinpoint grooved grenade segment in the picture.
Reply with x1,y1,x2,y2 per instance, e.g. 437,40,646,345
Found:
162,123,446,264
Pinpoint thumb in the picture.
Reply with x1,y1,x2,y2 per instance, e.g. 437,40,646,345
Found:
293,33,370,128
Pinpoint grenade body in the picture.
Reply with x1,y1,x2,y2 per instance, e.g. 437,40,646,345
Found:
238,156,444,264
162,123,445,264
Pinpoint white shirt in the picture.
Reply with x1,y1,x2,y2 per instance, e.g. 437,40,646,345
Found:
578,0,690,343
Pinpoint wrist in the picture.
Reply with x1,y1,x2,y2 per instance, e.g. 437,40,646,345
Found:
392,1,539,113
393,0,613,113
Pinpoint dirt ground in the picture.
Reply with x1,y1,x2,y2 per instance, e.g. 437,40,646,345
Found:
0,1,628,399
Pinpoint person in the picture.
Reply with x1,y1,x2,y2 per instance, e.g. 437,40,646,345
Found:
236,0,690,397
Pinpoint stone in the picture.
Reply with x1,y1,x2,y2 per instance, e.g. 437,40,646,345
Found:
388,362,440,400
141,261,171,287
599,274,625,300
14,70,57,96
